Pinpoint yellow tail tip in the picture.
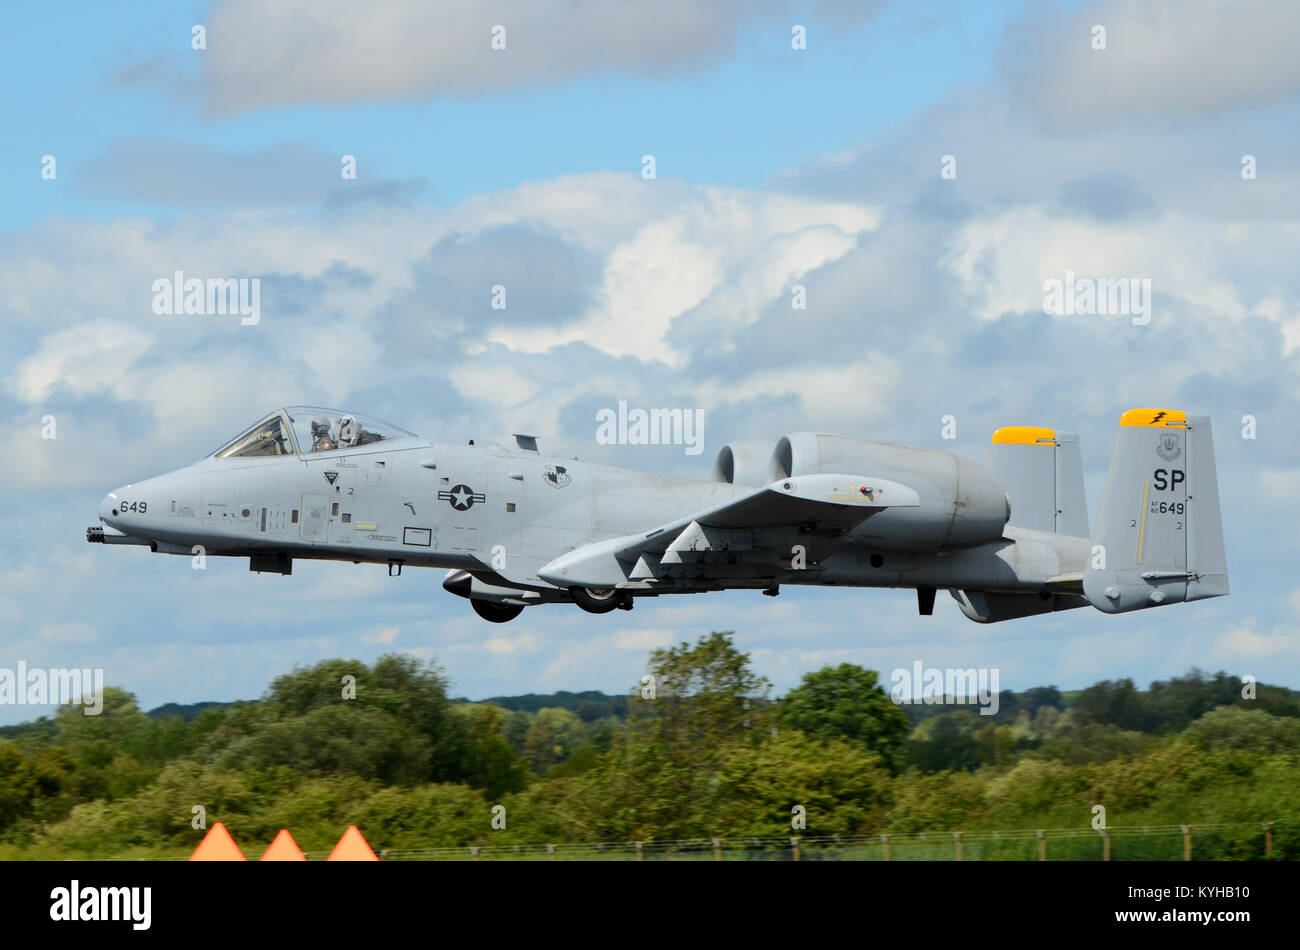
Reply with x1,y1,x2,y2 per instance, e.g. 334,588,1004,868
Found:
1119,408,1186,428
991,426,1056,445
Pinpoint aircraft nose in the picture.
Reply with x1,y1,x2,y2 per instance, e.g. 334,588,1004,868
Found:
100,487,127,524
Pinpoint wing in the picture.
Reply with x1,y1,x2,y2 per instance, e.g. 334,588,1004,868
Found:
536,473,919,589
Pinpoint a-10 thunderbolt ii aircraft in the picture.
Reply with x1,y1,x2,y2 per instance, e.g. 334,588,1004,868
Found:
88,406,1227,624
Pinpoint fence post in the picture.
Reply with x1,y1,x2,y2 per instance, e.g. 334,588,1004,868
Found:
470,846,479,862
548,843,556,862
954,832,963,862
1264,822,1273,858
1037,830,1046,862
790,837,800,862
635,841,644,862
1181,825,1192,861
880,834,890,862
1101,830,1110,862
712,837,722,862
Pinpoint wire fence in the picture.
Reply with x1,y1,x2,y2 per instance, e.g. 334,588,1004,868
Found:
97,818,1290,861
335,820,1289,862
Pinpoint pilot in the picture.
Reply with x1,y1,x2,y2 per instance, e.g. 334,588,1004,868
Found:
310,416,337,452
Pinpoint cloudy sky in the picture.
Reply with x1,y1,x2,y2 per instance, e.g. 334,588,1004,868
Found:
2,0,1299,723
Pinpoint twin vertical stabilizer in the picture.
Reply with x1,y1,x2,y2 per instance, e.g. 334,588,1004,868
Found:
1082,409,1228,613
987,426,1089,537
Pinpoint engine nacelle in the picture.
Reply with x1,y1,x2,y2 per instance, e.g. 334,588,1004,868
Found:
768,432,1009,550
712,441,776,486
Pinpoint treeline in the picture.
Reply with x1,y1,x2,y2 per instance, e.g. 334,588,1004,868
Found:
899,670,1300,731
457,691,629,722
902,670,1300,772
0,634,1297,859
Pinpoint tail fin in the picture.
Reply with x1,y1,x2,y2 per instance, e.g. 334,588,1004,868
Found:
1083,409,1228,613
987,427,1089,536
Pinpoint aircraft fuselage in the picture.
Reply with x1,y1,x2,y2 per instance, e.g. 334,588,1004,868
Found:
91,405,1226,624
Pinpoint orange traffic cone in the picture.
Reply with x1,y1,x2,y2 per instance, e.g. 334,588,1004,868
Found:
260,829,307,861
327,825,379,861
190,822,246,861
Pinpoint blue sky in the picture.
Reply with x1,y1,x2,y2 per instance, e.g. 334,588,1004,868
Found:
1,1,1023,224
3,0,1299,723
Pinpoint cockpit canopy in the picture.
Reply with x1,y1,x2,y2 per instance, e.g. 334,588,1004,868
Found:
212,407,418,459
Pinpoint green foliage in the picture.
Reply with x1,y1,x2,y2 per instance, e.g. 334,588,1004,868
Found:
522,707,584,771
1034,721,1157,765
775,664,910,772
145,701,230,722
0,649,1297,860
1073,678,1150,730
1020,686,1065,716
906,712,983,772
0,716,59,742
500,709,532,755
982,757,1089,823
545,743,600,778
213,704,436,785
1183,706,1300,754
353,783,490,849
712,731,894,837
885,769,989,833
0,741,75,832
463,690,629,720
455,704,531,798
259,654,472,781
633,631,771,769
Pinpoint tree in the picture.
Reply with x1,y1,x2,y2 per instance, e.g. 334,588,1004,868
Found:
522,708,583,771
1019,686,1063,717
262,659,370,716
1074,678,1149,731
214,704,434,785
905,713,982,773
1035,721,1154,765
500,709,533,756
1145,668,1246,732
974,722,1017,768
456,704,531,799
633,631,771,768
0,742,75,833
368,654,471,779
1184,707,1300,754
258,654,471,781
775,664,910,773
712,731,894,837
55,687,146,745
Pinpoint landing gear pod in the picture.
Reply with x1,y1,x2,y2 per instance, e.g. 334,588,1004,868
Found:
570,586,624,614
471,600,524,623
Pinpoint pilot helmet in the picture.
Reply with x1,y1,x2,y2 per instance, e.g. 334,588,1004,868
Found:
311,416,331,437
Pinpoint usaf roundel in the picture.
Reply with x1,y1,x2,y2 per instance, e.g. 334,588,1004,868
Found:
438,484,486,511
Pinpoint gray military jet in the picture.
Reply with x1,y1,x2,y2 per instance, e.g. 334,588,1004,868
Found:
88,406,1227,624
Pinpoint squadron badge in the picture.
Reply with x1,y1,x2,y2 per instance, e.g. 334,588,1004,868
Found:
543,464,571,489
1155,433,1183,462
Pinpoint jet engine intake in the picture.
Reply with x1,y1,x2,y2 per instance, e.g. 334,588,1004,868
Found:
711,441,776,486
